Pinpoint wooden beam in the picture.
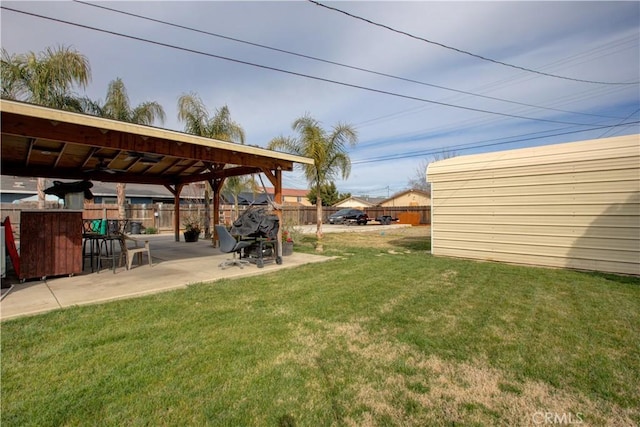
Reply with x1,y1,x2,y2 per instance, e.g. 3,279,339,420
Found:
25,137,35,166
81,147,98,168
211,177,225,248
0,163,176,185
52,142,67,168
262,167,283,257
274,168,283,258
262,168,277,187
163,184,177,196
168,183,184,242
1,112,295,171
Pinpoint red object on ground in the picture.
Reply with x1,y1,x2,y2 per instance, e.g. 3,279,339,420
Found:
3,217,20,278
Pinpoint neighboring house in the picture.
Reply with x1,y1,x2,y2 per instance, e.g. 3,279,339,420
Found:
1,177,43,203
224,188,311,206
378,189,431,207
334,196,384,208
221,191,272,206
332,191,430,209
1,176,186,204
263,187,312,206
1,176,308,206
427,134,640,276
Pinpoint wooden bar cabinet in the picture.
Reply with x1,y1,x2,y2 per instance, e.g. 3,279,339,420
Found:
19,210,83,280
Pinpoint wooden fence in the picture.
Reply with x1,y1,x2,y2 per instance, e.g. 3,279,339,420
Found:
1,203,431,235
282,206,431,226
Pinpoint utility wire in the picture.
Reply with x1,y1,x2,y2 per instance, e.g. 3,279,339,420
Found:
1,6,606,127
597,108,640,138
351,121,640,164
357,121,639,163
308,0,639,86
72,0,625,121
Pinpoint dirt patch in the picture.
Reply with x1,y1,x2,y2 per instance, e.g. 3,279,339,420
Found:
276,318,639,426
320,226,430,251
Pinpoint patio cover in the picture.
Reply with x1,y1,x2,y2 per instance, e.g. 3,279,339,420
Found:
0,100,313,242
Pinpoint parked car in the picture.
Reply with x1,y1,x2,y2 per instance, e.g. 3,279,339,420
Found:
328,208,369,225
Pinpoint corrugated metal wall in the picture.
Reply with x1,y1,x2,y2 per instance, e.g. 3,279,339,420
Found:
427,135,640,275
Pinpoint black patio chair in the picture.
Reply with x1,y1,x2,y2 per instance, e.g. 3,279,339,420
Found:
215,225,253,269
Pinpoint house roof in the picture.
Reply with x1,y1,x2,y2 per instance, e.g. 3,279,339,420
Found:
263,187,309,197
1,175,192,200
334,196,385,207
220,191,272,206
379,189,431,205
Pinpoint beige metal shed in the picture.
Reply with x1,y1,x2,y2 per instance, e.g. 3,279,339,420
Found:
427,135,640,275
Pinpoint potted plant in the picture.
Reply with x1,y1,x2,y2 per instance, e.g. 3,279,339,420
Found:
183,216,202,242
282,230,294,256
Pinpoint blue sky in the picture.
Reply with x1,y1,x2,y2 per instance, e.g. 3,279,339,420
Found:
2,1,638,196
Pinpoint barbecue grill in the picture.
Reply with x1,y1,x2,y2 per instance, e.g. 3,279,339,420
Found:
231,206,281,267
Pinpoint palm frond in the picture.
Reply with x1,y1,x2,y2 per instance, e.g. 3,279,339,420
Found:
267,136,301,155
272,114,358,191
103,78,132,121
5,45,91,109
208,104,245,143
132,101,166,126
1,48,25,99
177,93,209,136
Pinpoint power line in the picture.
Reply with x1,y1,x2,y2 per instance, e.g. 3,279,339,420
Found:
71,0,626,121
1,5,607,128
598,108,640,138
355,93,636,150
307,0,639,86
351,121,640,165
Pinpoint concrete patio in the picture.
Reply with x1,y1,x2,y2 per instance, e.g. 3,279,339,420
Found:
0,233,332,321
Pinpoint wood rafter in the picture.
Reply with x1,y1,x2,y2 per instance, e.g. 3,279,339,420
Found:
24,137,36,166
52,142,67,168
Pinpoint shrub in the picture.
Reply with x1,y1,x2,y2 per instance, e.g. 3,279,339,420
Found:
143,226,158,235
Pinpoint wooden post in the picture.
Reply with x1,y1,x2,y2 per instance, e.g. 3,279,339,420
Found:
204,182,211,239
165,183,184,242
211,178,224,247
262,167,283,258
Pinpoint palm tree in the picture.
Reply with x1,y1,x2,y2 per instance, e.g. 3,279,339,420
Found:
86,78,165,125
1,45,90,111
1,49,23,100
268,114,358,244
1,45,91,206
177,92,246,237
90,78,166,220
177,92,245,143
225,175,258,220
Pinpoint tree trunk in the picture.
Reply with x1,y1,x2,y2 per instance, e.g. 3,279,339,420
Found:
37,178,45,210
116,182,126,220
204,182,211,239
315,195,323,251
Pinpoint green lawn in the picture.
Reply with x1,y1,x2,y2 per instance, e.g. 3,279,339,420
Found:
2,227,639,426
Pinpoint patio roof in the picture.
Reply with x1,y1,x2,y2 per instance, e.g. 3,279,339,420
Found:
0,100,312,186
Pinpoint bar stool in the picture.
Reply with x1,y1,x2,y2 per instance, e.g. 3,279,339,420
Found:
82,219,105,272
97,219,129,273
